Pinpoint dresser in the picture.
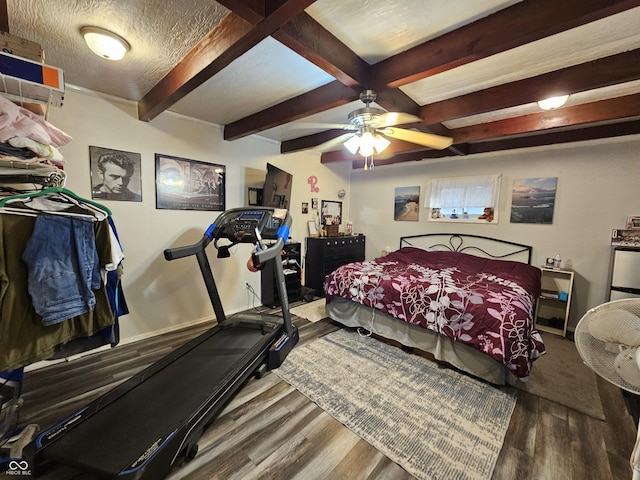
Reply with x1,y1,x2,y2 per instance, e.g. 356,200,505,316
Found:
260,240,302,307
305,236,366,296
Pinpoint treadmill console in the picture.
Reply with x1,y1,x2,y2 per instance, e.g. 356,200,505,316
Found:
226,209,283,243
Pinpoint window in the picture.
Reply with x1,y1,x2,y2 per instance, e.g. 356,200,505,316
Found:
427,174,500,223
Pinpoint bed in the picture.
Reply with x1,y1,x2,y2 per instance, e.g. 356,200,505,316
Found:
324,233,545,385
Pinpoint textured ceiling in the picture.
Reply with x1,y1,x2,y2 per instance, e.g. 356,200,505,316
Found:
9,0,229,100
4,0,640,168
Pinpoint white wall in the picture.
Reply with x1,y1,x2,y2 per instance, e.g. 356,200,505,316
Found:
348,136,640,330
47,86,639,338
47,87,349,342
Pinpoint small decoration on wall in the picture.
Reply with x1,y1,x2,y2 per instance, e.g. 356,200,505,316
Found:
626,216,640,230
90,146,142,202
307,175,319,192
394,186,420,221
311,197,318,210
510,177,557,224
155,153,225,211
337,189,346,199
301,202,309,214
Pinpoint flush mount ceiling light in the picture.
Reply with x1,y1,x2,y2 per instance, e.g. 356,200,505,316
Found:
81,26,130,61
538,95,569,110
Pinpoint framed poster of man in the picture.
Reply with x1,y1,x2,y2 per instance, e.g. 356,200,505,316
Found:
90,146,142,202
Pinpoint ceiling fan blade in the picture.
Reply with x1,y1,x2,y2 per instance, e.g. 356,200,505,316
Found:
380,127,453,150
292,122,356,130
375,112,422,127
314,132,357,152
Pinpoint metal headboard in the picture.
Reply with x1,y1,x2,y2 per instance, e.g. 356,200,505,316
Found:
400,233,533,264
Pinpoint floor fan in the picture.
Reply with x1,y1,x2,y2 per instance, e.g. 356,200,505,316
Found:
574,298,640,479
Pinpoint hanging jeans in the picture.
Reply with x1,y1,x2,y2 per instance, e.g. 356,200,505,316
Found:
22,215,101,326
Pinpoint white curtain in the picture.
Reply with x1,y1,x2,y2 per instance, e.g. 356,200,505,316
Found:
428,174,500,209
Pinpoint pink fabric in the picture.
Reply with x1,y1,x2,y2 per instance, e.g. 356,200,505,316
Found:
0,96,72,148
324,247,545,379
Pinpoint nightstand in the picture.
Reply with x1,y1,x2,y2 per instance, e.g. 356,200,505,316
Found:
534,267,575,337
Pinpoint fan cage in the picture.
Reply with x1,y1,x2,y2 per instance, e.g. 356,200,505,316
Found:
575,298,640,395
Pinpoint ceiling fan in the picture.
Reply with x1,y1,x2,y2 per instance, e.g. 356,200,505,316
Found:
313,90,453,162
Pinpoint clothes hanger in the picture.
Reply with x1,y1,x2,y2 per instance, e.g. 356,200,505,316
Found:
0,186,112,217
0,205,96,220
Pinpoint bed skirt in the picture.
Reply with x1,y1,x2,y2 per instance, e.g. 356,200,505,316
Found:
326,295,517,386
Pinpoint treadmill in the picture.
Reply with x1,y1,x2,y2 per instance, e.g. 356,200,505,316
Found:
25,207,299,479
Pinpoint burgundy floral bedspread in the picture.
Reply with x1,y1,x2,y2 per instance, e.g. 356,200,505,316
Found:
324,247,546,379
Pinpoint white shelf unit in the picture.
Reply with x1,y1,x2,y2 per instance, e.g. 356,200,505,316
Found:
0,51,64,108
534,267,575,337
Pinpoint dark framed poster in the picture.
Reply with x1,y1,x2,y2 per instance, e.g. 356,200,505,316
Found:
90,146,142,202
155,154,225,211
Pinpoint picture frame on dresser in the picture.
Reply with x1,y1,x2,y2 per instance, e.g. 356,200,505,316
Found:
308,220,318,237
321,200,342,226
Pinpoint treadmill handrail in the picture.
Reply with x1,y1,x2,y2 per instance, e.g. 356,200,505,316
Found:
164,235,210,261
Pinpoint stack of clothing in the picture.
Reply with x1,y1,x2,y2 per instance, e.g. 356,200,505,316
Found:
0,95,71,187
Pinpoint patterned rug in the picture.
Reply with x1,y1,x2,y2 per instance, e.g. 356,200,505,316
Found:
274,329,516,480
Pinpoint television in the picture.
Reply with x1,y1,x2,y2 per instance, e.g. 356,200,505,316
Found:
261,163,293,210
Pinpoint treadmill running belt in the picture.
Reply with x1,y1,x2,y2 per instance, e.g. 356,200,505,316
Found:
43,325,275,475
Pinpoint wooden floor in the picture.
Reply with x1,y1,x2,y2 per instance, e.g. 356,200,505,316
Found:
11,312,638,480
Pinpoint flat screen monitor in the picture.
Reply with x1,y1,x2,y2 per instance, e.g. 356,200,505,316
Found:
262,163,293,210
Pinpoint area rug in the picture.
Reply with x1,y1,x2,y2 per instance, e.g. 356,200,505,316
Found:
274,329,516,480
289,298,326,323
516,332,605,420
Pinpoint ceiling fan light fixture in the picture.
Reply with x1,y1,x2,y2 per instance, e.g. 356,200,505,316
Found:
81,26,130,61
373,134,390,154
359,131,376,157
537,94,569,110
344,130,390,157
344,135,361,155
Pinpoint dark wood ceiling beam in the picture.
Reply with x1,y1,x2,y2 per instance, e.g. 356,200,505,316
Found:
137,0,317,122
138,13,253,122
274,12,370,87
451,94,640,143
225,11,371,140
467,119,640,155
0,0,9,33
280,128,346,153
215,0,265,24
370,0,640,90
224,81,359,140
422,49,640,124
